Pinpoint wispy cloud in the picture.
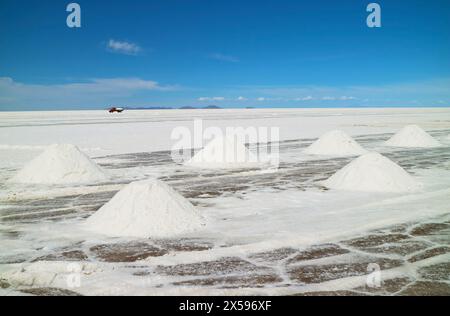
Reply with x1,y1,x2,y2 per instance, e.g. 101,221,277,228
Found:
237,78,450,106
107,39,142,55
198,96,226,102
294,96,314,101
209,53,239,63
0,77,178,109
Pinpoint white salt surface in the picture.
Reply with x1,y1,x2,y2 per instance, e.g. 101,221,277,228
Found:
304,130,367,156
323,152,420,192
9,144,108,184
185,136,260,169
385,124,442,148
1,108,450,295
85,179,205,238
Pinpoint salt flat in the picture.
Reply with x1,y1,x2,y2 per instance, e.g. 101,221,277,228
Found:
0,108,449,296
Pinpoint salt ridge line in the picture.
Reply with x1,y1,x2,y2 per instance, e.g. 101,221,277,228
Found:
3,242,446,296
142,197,450,267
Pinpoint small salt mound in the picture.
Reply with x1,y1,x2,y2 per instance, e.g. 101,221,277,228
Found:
323,152,420,192
385,125,442,148
85,179,205,238
185,136,259,169
304,130,367,156
9,144,108,184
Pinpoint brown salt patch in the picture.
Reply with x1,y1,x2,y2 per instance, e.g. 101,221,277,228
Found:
288,258,403,284
132,270,151,277
154,239,213,252
353,277,414,295
293,290,367,296
173,274,282,288
20,287,82,296
156,257,272,277
0,230,21,238
360,240,429,256
418,262,450,281
407,246,450,263
90,242,167,262
286,244,349,265
387,224,410,234
248,248,298,262
343,234,409,249
32,250,88,262
410,223,450,236
398,281,450,296
0,279,10,289
0,256,28,264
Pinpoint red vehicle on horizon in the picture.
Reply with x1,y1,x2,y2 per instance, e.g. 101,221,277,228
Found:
108,107,124,113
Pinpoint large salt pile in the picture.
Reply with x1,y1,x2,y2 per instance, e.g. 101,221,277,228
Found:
304,130,367,156
385,125,442,148
323,152,420,192
9,144,108,184
185,135,259,169
85,179,205,238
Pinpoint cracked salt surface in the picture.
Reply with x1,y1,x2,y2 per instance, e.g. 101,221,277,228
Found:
0,130,449,296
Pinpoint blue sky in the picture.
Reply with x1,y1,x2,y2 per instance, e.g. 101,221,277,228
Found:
0,0,449,110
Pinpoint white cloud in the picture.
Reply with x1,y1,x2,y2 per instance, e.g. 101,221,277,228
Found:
198,96,225,102
209,53,239,63
294,96,314,101
0,77,176,109
322,96,336,100
339,96,356,100
257,97,266,101
107,39,142,55
237,96,247,101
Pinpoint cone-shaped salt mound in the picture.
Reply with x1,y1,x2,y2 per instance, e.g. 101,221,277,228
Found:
85,179,205,238
9,144,108,184
385,125,442,148
304,130,367,156
185,136,259,169
323,152,420,192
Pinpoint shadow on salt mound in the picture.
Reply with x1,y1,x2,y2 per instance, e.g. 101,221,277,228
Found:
184,136,265,169
8,144,108,185
84,179,205,238
385,125,442,148
304,130,367,156
322,152,421,193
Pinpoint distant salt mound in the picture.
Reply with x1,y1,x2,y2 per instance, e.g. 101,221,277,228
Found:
323,152,420,192
85,179,205,238
9,144,108,184
185,136,260,169
304,130,367,156
385,125,442,148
